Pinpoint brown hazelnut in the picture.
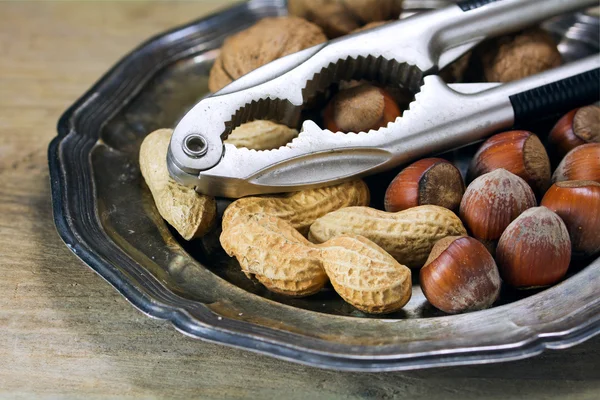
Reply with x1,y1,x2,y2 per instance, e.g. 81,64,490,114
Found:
541,181,600,258
478,28,561,83
420,236,501,314
496,207,571,288
460,169,537,242
288,0,402,38
468,130,551,195
208,17,327,92
552,143,600,184
384,158,465,212
548,105,600,160
323,83,401,132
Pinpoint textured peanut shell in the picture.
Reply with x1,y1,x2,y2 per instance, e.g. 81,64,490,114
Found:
220,213,411,312
220,213,327,297
309,205,467,268
320,235,411,314
288,0,403,38
208,17,326,92
139,129,216,240
222,180,370,236
224,120,298,150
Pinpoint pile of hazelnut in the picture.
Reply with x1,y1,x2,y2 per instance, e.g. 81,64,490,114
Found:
203,2,599,314
385,109,599,314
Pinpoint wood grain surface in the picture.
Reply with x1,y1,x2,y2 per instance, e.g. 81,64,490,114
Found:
0,1,599,399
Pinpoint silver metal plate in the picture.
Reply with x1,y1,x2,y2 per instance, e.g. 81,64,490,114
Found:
49,0,600,371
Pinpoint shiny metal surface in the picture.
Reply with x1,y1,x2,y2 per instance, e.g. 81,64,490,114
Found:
185,57,598,198
168,0,597,197
50,0,600,371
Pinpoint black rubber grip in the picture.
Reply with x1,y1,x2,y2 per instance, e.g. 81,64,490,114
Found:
509,69,600,126
457,0,501,11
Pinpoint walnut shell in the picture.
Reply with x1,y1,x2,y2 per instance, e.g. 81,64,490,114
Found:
478,28,561,83
288,0,403,38
208,17,326,92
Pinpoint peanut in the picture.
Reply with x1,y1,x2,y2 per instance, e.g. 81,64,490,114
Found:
220,212,411,313
320,235,411,313
139,129,216,240
222,180,370,236
221,213,326,297
224,120,298,150
309,205,467,268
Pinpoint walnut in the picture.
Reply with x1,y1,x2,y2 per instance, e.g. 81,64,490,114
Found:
439,52,472,83
477,28,561,83
323,83,401,132
288,0,403,38
208,17,326,92
351,20,391,33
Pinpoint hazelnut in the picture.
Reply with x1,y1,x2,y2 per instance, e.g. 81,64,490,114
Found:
468,130,551,195
288,0,402,38
460,169,537,242
541,181,600,258
420,236,501,314
384,158,465,212
323,83,401,132
477,28,561,83
208,17,327,92
552,143,600,184
496,207,571,288
548,105,600,160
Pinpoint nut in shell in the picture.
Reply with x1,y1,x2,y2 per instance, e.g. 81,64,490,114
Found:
220,213,412,313
468,131,551,196
224,120,298,150
139,129,216,240
208,17,326,92
384,158,465,213
323,83,401,133
320,235,412,314
548,105,600,160
420,236,501,314
541,180,600,258
309,205,467,268
288,0,403,38
552,143,600,184
460,169,537,242
477,28,561,83
496,207,571,288
220,213,327,297
222,180,370,236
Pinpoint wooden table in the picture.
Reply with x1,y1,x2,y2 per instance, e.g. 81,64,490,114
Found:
1,1,598,398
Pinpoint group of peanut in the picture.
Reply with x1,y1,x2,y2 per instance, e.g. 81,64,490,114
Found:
138,1,600,315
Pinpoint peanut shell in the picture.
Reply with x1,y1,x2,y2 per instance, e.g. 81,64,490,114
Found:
139,129,216,240
224,120,298,150
320,235,411,314
309,205,467,268
220,213,327,297
222,180,370,236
